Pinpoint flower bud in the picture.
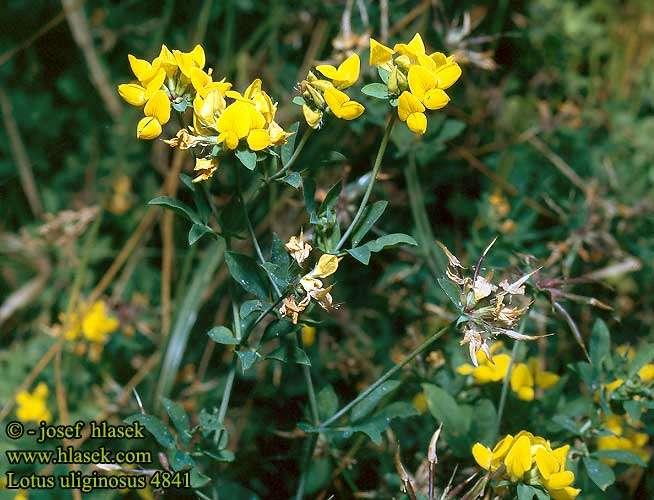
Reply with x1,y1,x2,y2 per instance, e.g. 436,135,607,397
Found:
395,55,411,72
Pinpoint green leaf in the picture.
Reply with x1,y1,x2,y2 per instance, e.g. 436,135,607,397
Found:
437,277,463,311
292,95,306,106
171,450,195,471
347,233,418,265
317,385,338,421
281,122,300,165
303,178,317,222
240,300,266,318
188,223,213,246
125,414,175,449
361,83,389,99
271,233,290,268
422,383,470,436
179,173,195,192
281,171,302,189
516,484,549,500
623,399,642,421
207,326,238,345
305,457,332,495
261,318,295,342
551,415,584,436
351,380,400,422
225,251,270,299
351,200,388,247
161,398,191,446
590,319,611,367
189,468,211,488
261,261,290,291
377,66,390,84
583,456,615,491
348,402,418,444
592,449,646,466
628,343,654,378
148,196,200,225
235,148,257,170
237,350,261,372
319,182,342,214
198,408,224,440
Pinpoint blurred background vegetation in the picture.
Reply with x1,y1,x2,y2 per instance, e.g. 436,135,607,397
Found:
1,0,654,499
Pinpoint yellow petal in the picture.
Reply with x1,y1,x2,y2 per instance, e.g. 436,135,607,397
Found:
136,116,162,140
472,443,492,470
218,131,239,150
323,85,348,110
217,101,252,139
301,325,316,347
406,112,427,135
408,65,437,100
504,435,532,481
144,90,171,124
190,44,206,69
492,435,514,461
536,370,560,390
34,382,49,398
144,69,166,98
511,363,534,392
190,67,211,92
456,363,475,375
313,254,339,278
337,100,365,120
407,33,425,55
316,64,339,81
423,88,450,110
244,78,262,99
397,91,425,121
128,54,155,82
370,38,395,66
436,62,462,89
548,471,575,489
535,447,558,479
158,44,178,75
552,445,570,469
336,53,360,89
118,83,146,106
302,104,322,129
430,52,448,67
247,129,271,151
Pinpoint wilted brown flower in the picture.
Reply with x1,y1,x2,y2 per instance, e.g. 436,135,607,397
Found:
279,295,309,325
285,230,312,265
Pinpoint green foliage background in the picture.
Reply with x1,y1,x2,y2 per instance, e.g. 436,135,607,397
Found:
1,0,654,499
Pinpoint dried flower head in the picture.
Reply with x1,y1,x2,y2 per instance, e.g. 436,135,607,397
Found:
285,230,312,265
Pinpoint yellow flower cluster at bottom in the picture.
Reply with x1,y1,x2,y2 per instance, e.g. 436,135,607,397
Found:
473,431,580,499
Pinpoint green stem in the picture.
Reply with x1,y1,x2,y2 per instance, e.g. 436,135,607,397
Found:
217,363,236,424
320,323,451,429
269,127,313,182
295,434,318,500
335,114,396,251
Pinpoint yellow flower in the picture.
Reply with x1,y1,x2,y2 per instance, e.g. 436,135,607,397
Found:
15,382,52,423
397,91,426,135
393,33,427,63
407,65,451,110
302,104,323,129
311,254,340,278
535,447,580,499
14,490,28,500
456,345,511,384
604,378,624,394
301,325,316,347
504,434,533,481
81,301,120,343
316,54,361,89
323,87,365,121
638,363,654,383
511,363,535,401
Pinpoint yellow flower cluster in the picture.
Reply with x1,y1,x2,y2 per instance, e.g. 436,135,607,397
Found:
118,45,228,139
63,300,119,344
298,54,365,128
194,78,289,151
15,382,52,424
473,431,580,500
596,414,650,466
456,343,559,401
369,34,461,135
